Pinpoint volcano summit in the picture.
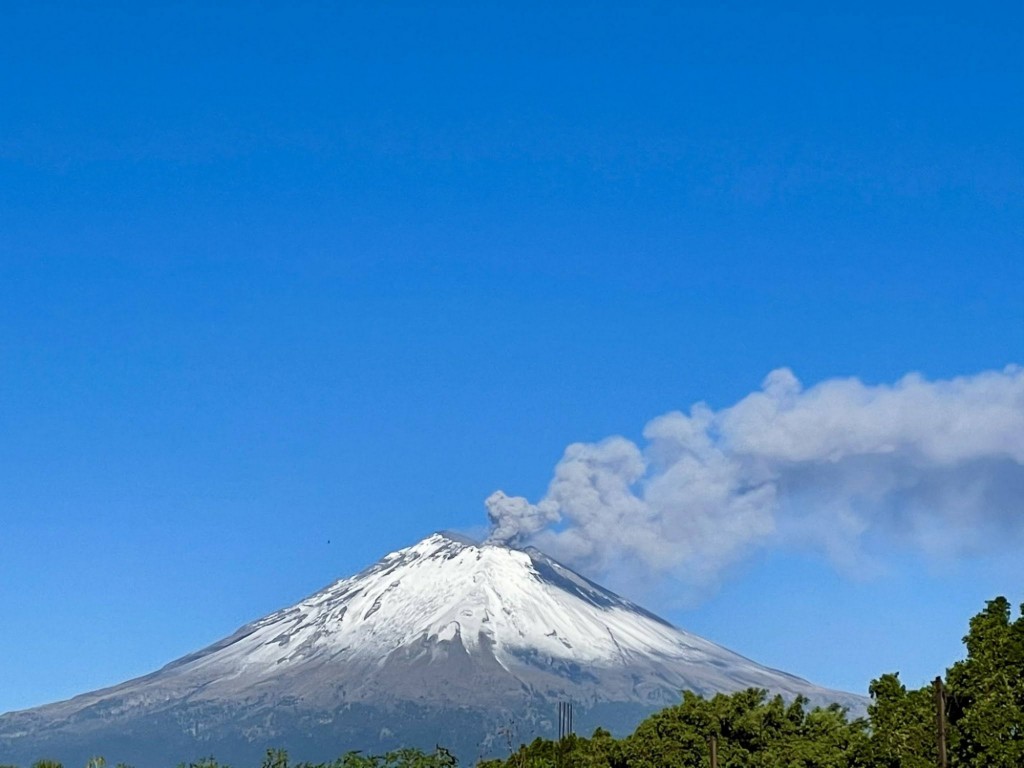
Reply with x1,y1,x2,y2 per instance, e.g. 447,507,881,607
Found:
0,532,864,766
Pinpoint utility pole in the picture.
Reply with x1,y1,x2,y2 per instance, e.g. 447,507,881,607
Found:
933,676,948,768
557,701,573,741
556,702,573,768
708,734,718,768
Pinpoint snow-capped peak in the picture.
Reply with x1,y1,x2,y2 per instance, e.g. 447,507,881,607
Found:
168,531,803,700
0,531,866,768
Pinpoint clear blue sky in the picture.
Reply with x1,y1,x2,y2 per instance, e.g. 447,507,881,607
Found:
2,2,1022,714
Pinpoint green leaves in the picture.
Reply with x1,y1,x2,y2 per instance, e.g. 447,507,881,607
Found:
622,688,868,768
177,758,228,768
495,731,624,768
865,672,935,768
482,689,868,768
254,748,457,768
946,597,1024,768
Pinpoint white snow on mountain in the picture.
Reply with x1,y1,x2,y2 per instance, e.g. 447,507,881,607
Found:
0,532,865,767
174,532,825,699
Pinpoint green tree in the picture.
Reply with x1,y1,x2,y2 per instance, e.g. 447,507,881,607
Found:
784,703,869,768
619,687,868,768
176,758,227,768
946,597,1024,768
290,747,456,768
486,730,624,768
379,747,458,768
262,751,289,768
622,689,714,768
865,672,935,768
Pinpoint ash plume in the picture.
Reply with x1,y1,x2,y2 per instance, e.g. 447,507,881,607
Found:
487,366,1024,594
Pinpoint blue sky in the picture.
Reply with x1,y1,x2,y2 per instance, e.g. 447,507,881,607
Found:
1,2,1022,714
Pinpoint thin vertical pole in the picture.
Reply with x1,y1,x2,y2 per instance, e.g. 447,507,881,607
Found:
709,734,718,768
933,676,948,768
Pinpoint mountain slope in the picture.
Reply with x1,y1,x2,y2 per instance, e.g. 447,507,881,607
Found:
0,532,865,766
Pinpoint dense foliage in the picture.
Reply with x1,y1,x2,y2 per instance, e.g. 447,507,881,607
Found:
481,691,869,768
10,597,1023,768
946,596,1024,768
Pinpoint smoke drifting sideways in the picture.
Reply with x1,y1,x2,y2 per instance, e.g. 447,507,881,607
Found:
486,366,1024,600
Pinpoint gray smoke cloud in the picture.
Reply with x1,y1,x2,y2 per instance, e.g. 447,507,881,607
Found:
487,366,1024,595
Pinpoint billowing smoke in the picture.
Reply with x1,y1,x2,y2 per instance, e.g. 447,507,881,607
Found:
485,490,559,545
487,366,1024,596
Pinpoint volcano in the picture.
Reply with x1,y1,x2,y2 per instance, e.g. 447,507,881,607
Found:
0,532,864,766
